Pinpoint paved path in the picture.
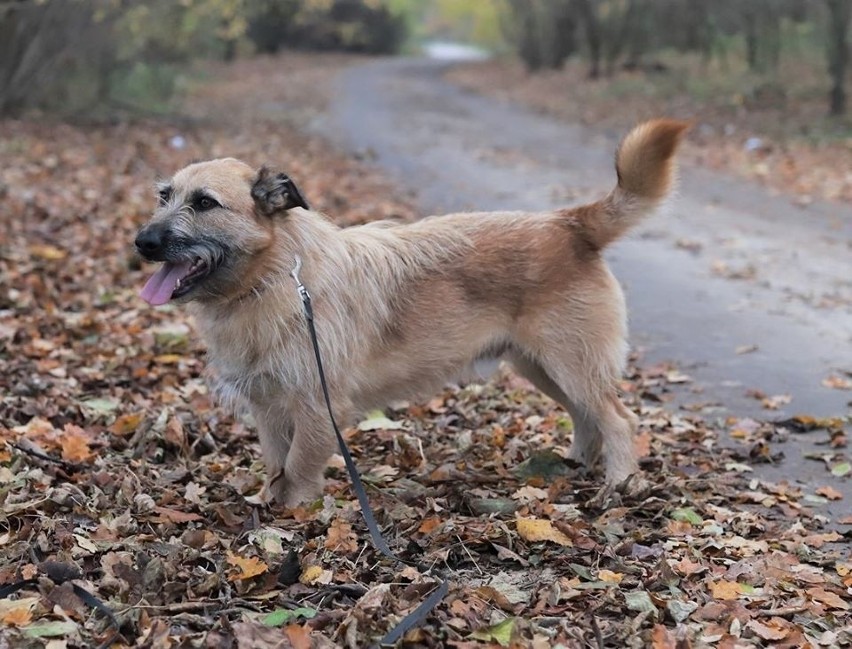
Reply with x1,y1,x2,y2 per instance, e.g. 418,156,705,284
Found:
320,57,852,513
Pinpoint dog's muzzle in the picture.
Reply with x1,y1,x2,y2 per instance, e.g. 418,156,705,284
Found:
135,223,171,262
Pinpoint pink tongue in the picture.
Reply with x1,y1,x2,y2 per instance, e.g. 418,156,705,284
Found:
140,261,191,306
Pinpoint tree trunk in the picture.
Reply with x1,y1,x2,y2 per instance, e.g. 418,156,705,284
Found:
576,0,601,79
825,0,852,115
743,6,759,70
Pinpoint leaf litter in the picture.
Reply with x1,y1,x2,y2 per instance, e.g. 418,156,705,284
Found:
1,53,850,648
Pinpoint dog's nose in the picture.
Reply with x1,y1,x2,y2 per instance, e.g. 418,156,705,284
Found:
135,224,170,260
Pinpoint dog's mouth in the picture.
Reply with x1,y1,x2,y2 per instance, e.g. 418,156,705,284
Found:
140,257,213,305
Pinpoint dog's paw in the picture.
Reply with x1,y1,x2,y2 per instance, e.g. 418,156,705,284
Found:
587,473,648,509
269,476,325,509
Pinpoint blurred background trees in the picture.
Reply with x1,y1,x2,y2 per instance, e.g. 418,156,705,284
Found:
0,0,849,116
0,0,406,116
495,0,851,116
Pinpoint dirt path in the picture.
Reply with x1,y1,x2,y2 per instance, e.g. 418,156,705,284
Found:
321,57,852,509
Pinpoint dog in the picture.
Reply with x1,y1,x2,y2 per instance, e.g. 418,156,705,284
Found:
135,119,688,507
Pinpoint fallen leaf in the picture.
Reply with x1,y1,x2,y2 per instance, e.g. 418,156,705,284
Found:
807,587,849,610
0,596,38,626
470,618,515,647
634,430,652,457
227,552,268,581
357,410,405,431
418,517,442,534
746,619,789,641
285,624,312,649
625,590,657,615
830,462,850,477
60,425,93,463
598,569,624,584
261,608,316,627
21,621,78,638
710,580,742,600
299,565,329,585
822,375,852,390
152,506,202,524
516,517,572,547
324,519,359,553
815,486,843,500
651,624,676,649
29,244,66,260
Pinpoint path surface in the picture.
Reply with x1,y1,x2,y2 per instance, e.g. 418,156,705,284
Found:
319,57,852,510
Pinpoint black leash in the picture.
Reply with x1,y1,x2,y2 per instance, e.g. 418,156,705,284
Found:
290,257,448,647
0,576,119,649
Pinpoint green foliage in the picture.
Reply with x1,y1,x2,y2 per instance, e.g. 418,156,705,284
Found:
247,0,407,55
0,0,407,116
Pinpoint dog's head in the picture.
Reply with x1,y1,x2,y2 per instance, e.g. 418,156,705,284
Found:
135,158,309,306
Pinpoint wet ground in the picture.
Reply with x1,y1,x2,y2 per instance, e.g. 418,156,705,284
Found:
319,57,852,512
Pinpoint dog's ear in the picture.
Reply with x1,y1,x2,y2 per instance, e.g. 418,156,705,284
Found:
251,166,310,216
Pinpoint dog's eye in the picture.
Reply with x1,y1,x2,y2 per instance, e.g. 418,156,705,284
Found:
197,196,219,211
158,188,172,204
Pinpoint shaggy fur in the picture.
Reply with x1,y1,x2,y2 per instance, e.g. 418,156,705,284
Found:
135,119,688,506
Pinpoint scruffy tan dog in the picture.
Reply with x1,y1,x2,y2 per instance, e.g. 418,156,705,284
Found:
135,119,687,506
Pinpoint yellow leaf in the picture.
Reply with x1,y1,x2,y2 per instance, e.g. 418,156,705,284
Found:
709,580,742,600
154,354,183,365
226,551,268,581
516,517,572,547
110,413,143,436
299,565,324,585
598,569,624,584
0,596,39,627
29,244,66,260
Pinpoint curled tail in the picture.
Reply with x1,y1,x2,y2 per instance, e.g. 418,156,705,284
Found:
571,118,689,250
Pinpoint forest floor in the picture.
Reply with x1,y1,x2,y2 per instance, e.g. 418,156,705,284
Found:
0,53,850,649
447,54,852,206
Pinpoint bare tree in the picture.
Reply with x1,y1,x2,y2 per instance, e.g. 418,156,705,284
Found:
825,0,852,115
575,0,602,78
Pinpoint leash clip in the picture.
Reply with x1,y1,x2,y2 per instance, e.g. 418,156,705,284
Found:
290,255,311,305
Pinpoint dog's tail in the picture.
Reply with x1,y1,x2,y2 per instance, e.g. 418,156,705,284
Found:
569,118,689,250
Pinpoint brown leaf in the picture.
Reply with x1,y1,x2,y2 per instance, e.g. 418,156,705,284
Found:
709,580,742,600
746,619,789,641
60,424,94,463
324,518,358,554
807,587,849,610
650,624,676,649
418,516,442,534
815,485,843,500
152,506,202,524
285,624,312,649
634,430,652,457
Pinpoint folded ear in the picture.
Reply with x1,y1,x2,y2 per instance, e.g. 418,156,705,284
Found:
251,166,310,215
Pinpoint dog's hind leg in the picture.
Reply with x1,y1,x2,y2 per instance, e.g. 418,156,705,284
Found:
509,353,603,468
511,340,638,487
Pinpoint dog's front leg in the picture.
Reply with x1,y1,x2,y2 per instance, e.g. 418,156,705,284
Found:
273,401,341,508
252,405,296,503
